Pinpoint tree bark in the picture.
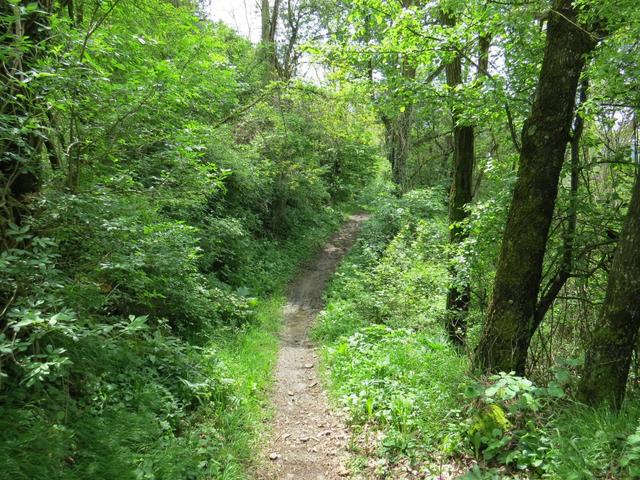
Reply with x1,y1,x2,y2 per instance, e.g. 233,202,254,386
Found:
261,0,271,43
474,0,597,374
384,97,414,194
443,12,475,347
577,167,640,409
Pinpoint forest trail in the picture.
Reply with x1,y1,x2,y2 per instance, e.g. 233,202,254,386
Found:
258,214,370,480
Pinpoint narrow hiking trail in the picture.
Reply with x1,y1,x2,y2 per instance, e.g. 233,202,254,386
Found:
258,214,370,480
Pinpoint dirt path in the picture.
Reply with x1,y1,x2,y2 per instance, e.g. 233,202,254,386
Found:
258,214,369,480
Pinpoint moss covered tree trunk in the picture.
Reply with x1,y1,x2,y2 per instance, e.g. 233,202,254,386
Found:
474,0,597,374
577,169,640,408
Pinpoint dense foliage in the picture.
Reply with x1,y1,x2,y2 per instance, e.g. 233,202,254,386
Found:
0,1,378,478
316,186,640,477
3,0,640,478
311,0,640,477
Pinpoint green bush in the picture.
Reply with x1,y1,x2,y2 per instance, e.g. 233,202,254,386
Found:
463,372,561,474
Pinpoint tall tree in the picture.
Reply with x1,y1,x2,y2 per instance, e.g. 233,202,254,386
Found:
474,0,598,374
382,0,417,194
442,11,489,347
577,166,640,408
381,58,416,194
277,0,325,80
260,0,281,78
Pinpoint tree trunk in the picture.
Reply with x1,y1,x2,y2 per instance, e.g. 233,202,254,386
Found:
443,12,477,347
474,0,597,374
261,0,271,43
260,0,280,79
577,168,640,409
530,80,587,338
444,118,473,347
385,103,413,194
382,0,417,195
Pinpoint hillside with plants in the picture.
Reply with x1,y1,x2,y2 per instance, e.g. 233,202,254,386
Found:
1,1,640,479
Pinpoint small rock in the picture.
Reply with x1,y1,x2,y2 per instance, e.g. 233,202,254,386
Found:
304,363,314,369
287,391,294,396
337,466,350,476
269,453,279,461
300,436,310,443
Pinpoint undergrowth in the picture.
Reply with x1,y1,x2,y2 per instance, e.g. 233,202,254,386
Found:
315,183,640,479
0,192,343,479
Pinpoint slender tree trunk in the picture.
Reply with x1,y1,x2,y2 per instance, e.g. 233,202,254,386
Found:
442,13,479,347
444,118,473,346
260,0,280,80
444,107,474,346
577,167,640,408
478,35,490,76
45,110,65,171
280,1,301,80
380,0,417,195
474,0,597,374
385,101,413,194
261,0,271,42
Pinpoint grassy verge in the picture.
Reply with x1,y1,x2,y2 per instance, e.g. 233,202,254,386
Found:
199,297,285,479
314,189,469,477
314,188,640,479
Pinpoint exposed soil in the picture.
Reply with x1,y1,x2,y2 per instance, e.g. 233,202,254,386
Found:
257,214,369,480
